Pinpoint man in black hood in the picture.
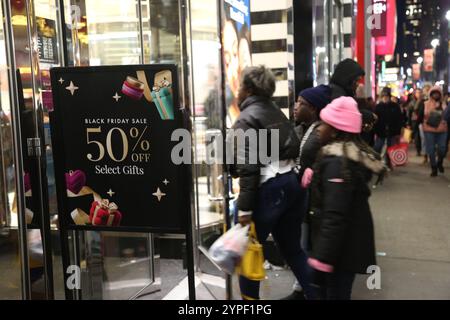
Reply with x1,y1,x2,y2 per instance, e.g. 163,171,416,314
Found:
329,59,366,100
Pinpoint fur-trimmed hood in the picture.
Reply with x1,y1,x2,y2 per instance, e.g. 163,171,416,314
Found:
322,141,385,174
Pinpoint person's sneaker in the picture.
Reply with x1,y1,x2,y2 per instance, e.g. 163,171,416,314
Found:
438,162,445,173
281,290,306,300
431,167,438,177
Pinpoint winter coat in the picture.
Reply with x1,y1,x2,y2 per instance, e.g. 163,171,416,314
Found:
310,141,384,274
229,96,300,212
329,59,366,100
423,86,448,133
374,101,404,138
295,123,322,172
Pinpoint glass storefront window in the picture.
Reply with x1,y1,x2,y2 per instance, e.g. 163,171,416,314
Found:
0,0,23,300
313,0,345,85
64,0,142,66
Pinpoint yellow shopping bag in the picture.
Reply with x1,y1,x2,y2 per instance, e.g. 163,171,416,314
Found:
237,223,266,281
403,128,413,144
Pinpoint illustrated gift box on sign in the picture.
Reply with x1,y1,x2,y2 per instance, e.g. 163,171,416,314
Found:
122,70,175,120
65,170,123,227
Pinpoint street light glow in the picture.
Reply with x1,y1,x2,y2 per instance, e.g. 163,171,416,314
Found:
431,39,440,48
446,10,450,21
417,57,423,64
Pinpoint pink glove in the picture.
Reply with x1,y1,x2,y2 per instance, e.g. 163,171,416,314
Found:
308,258,334,273
301,168,314,188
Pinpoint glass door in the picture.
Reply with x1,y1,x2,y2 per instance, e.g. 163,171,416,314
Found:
4,0,68,300
189,0,230,300
60,0,157,300
0,0,30,300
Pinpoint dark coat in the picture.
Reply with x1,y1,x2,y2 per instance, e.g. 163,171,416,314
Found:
329,59,365,100
295,123,322,173
374,101,404,138
229,96,300,212
310,142,383,274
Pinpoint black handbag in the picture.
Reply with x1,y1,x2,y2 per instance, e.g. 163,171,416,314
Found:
427,109,443,128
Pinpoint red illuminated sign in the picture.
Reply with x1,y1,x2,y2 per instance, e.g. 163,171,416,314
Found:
372,0,397,56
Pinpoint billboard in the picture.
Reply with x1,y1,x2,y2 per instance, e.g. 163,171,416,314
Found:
424,49,434,73
221,0,252,125
372,0,397,56
412,63,421,81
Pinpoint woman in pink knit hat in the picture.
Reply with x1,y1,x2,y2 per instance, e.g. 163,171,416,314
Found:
307,97,385,300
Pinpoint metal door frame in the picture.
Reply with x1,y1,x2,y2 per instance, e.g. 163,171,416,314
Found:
1,0,32,300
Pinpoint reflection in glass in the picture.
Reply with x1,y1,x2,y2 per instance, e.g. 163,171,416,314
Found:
76,231,154,300
0,0,23,299
189,0,227,299
64,0,141,66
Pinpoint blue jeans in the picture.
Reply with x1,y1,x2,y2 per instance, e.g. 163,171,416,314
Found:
424,132,448,168
315,271,356,300
374,136,396,167
239,171,312,299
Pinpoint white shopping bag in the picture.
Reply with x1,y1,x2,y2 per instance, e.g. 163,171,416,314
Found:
208,224,250,275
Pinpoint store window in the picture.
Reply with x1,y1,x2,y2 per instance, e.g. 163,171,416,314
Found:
0,0,22,300
64,0,142,66
312,0,345,85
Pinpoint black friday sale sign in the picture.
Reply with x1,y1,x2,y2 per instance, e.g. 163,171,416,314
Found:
50,65,189,232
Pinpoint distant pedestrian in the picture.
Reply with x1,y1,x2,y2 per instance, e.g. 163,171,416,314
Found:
422,86,448,177
373,87,404,169
308,97,384,300
408,89,424,156
443,92,450,157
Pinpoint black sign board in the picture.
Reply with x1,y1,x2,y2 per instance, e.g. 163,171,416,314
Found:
37,17,59,65
49,65,190,233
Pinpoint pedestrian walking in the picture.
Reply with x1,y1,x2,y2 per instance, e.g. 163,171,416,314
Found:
373,87,404,169
422,86,448,177
229,66,312,300
408,89,424,156
282,85,332,300
308,97,384,300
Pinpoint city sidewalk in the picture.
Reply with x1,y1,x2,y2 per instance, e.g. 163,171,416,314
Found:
246,150,450,300
351,152,450,300
151,150,450,300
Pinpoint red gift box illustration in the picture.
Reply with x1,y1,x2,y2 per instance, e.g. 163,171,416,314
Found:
89,199,122,227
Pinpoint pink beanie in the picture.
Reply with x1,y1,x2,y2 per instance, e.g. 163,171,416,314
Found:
320,97,362,134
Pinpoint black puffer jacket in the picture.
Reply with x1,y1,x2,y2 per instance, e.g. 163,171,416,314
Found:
330,59,365,100
230,96,300,212
374,101,404,138
310,142,384,274
295,123,322,173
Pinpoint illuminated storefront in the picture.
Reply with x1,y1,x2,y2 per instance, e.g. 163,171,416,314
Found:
0,0,249,300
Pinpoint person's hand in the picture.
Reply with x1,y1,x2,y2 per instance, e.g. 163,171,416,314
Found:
238,214,252,226
301,168,314,188
308,258,333,290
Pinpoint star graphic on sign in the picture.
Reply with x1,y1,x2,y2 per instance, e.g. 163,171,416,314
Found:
113,92,122,102
153,188,166,202
107,189,115,197
58,77,64,84
163,179,170,186
66,81,79,95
